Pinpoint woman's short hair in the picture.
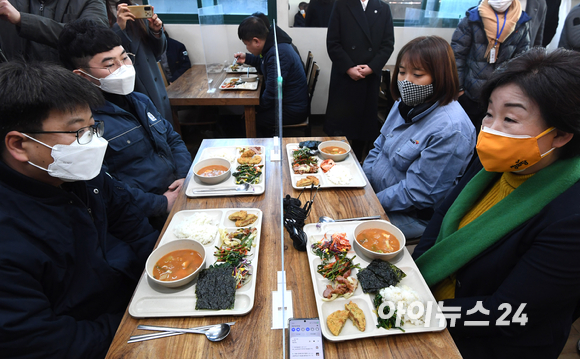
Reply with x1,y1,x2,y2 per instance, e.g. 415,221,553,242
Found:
390,36,459,106
481,48,580,159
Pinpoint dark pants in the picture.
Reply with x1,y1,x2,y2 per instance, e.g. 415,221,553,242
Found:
256,106,307,137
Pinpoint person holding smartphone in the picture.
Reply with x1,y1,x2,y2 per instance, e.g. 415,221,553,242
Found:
104,0,173,125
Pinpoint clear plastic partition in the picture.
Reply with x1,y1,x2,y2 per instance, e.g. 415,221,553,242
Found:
198,5,228,93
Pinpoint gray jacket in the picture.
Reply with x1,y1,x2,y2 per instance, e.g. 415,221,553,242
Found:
526,0,547,46
559,4,580,51
451,6,530,102
0,0,107,63
112,22,172,124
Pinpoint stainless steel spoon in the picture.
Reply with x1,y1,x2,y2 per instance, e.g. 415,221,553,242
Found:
316,215,382,230
132,323,231,343
193,183,251,193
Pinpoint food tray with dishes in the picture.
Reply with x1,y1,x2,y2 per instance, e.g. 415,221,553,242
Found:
129,208,263,317
186,146,265,198
225,64,257,73
304,220,446,341
286,142,367,189
219,77,259,91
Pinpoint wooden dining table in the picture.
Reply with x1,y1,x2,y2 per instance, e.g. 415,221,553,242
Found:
166,65,262,138
105,137,461,359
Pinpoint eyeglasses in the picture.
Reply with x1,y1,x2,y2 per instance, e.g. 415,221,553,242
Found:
84,53,135,74
25,121,105,145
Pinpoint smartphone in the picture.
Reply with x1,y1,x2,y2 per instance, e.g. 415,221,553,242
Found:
288,318,325,359
127,5,153,19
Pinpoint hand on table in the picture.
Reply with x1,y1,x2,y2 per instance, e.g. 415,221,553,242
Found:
0,0,21,25
163,178,185,213
347,66,365,81
233,52,246,64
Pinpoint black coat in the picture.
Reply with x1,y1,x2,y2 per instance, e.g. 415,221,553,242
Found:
305,0,335,27
324,0,394,141
294,11,306,27
413,158,580,359
166,36,191,82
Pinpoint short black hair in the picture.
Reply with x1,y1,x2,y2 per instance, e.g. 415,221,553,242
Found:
58,18,122,70
481,48,580,159
252,12,271,28
0,61,104,155
238,16,269,42
299,2,308,10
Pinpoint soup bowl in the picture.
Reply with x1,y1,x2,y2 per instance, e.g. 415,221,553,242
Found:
317,140,351,162
146,239,207,288
193,157,231,185
353,220,406,261
240,74,258,82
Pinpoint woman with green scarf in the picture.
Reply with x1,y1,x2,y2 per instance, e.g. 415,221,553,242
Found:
413,48,580,359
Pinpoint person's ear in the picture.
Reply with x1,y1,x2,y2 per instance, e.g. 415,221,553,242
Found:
551,129,573,149
4,131,32,163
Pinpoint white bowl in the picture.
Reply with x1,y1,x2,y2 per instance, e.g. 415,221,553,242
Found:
193,157,231,185
353,220,405,261
146,239,206,288
318,140,352,162
240,74,258,82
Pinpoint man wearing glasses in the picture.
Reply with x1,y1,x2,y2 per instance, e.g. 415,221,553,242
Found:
59,19,192,230
0,61,158,358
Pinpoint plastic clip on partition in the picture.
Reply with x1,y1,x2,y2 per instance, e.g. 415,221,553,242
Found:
283,185,320,251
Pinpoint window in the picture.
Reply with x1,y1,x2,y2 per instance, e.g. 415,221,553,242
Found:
386,0,479,27
145,0,275,25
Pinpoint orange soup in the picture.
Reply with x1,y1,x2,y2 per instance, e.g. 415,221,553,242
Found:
356,228,399,254
153,249,203,281
198,165,229,177
321,146,347,155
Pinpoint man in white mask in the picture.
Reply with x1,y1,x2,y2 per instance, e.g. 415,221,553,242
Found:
0,61,158,358
58,19,192,230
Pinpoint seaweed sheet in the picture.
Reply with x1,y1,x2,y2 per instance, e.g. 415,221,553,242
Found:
356,259,406,294
195,263,236,310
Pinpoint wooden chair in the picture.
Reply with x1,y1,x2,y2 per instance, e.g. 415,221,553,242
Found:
283,62,320,137
304,51,314,81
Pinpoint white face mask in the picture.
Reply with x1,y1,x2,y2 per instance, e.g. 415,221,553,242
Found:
488,0,513,13
81,65,136,95
22,132,108,182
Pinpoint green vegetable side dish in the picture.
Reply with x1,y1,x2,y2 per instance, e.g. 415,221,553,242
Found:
233,164,263,184
292,147,318,165
373,293,405,332
316,253,361,282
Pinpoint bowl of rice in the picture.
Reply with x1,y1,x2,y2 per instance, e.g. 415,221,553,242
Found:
318,140,351,162
353,220,405,261
145,239,206,288
193,157,231,185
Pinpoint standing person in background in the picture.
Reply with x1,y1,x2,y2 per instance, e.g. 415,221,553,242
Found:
522,0,547,46
105,0,173,125
452,0,530,133
305,0,335,27
0,0,107,62
294,2,308,27
325,0,394,161
559,4,580,51
160,26,191,84
363,36,475,240
542,0,562,46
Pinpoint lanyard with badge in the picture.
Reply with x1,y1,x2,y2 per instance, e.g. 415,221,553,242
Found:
490,9,507,64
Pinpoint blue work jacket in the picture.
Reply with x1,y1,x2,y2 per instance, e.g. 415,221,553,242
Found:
93,92,192,217
0,161,158,358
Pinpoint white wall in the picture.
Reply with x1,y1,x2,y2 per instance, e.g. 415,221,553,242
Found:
165,0,455,115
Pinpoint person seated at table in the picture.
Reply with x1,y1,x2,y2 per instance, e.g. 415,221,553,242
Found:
159,26,192,84
58,19,192,229
0,61,158,359
362,36,476,240
234,15,308,136
413,48,580,359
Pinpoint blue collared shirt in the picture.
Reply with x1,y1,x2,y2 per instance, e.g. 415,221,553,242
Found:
363,100,476,212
